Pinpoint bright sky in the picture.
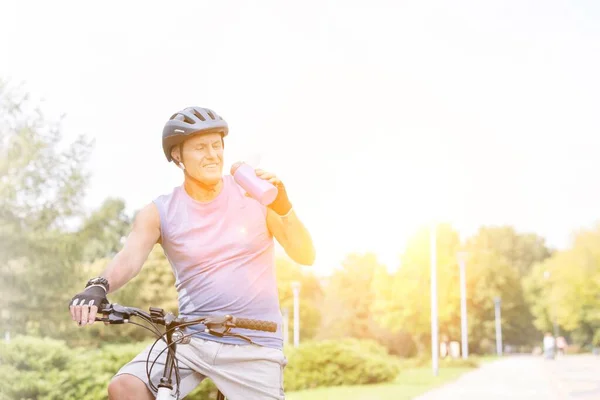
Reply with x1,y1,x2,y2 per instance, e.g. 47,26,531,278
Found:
2,0,600,275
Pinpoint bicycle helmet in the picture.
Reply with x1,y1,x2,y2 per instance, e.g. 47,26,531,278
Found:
162,106,229,162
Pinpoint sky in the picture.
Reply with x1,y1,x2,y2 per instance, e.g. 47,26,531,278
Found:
2,0,600,275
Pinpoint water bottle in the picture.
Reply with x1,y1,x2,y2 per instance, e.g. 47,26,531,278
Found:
230,161,278,206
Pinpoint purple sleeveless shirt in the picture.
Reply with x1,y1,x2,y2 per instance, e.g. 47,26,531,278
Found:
153,175,283,349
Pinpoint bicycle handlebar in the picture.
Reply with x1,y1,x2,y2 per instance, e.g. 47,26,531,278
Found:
92,303,278,399
95,303,277,332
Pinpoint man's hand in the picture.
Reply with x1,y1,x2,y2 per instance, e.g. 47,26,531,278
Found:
255,169,293,216
69,286,109,327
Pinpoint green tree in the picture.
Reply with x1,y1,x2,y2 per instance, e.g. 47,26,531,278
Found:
78,198,131,262
372,224,461,352
276,255,323,342
465,226,551,348
467,226,552,277
0,80,93,337
316,252,417,356
0,80,131,339
317,252,387,339
372,223,544,355
463,249,531,353
524,225,600,347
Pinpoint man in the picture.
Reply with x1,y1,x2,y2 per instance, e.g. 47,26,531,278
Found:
69,106,316,399
543,332,556,360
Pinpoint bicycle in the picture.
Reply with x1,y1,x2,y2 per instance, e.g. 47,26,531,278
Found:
95,303,278,400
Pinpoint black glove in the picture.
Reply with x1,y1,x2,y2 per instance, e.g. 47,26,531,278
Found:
269,181,293,216
69,285,109,311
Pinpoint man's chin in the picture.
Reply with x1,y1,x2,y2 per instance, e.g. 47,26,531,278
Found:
200,173,223,186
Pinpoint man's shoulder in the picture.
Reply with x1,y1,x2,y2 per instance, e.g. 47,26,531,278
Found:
153,185,182,204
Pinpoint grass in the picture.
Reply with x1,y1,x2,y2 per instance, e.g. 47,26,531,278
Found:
286,356,494,400
287,367,472,400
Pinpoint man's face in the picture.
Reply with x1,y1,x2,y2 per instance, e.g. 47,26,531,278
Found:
173,132,224,185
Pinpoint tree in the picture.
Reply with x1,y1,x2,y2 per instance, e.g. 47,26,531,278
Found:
462,249,532,353
316,252,417,356
0,80,93,337
372,224,461,352
524,225,600,347
276,256,323,342
78,198,131,262
0,80,132,339
467,226,552,277
372,223,543,355
465,226,551,348
317,253,384,339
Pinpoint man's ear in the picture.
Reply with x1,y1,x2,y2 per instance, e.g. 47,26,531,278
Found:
171,145,182,164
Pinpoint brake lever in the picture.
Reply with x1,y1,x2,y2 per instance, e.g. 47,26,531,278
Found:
94,313,129,324
203,316,231,333
95,303,134,324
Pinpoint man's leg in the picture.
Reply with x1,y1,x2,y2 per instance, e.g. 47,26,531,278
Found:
111,339,206,399
108,375,154,400
207,343,287,400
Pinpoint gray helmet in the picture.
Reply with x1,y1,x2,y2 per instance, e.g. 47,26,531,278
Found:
162,106,229,162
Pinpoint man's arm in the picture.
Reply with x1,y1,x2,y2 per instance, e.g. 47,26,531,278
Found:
100,202,161,293
267,208,316,266
70,203,161,326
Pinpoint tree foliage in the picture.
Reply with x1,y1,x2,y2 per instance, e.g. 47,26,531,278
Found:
372,224,551,354
524,224,600,347
1,80,92,337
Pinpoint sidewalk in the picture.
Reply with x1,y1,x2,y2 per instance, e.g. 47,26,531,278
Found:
413,355,600,400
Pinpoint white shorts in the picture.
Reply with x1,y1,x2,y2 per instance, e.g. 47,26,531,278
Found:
114,337,287,399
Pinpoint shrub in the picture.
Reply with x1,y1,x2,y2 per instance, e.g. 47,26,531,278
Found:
0,336,72,371
0,336,73,400
0,336,402,399
283,338,400,391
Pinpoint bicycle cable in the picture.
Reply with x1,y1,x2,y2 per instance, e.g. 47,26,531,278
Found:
146,330,183,398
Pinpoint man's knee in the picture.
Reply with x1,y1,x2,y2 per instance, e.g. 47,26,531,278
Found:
108,374,153,400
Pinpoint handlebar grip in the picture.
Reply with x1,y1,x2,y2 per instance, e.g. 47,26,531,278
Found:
232,317,277,332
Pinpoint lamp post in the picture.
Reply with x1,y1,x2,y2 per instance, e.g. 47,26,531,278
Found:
544,271,559,337
494,297,503,356
457,251,469,359
430,223,439,376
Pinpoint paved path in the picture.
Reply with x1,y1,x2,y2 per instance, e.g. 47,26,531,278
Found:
414,355,600,400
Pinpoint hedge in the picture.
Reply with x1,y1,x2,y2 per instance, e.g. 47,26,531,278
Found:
0,336,400,399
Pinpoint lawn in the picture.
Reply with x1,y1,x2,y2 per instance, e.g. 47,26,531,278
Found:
286,357,495,400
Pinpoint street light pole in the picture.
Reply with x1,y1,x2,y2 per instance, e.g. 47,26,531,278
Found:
457,251,469,359
291,281,301,347
544,271,559,338
494,297,503,356
430,223,439,376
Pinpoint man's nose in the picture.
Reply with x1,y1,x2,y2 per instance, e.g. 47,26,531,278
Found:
206,146,217,159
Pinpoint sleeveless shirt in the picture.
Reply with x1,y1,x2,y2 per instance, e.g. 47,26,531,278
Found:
153,175,283,349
